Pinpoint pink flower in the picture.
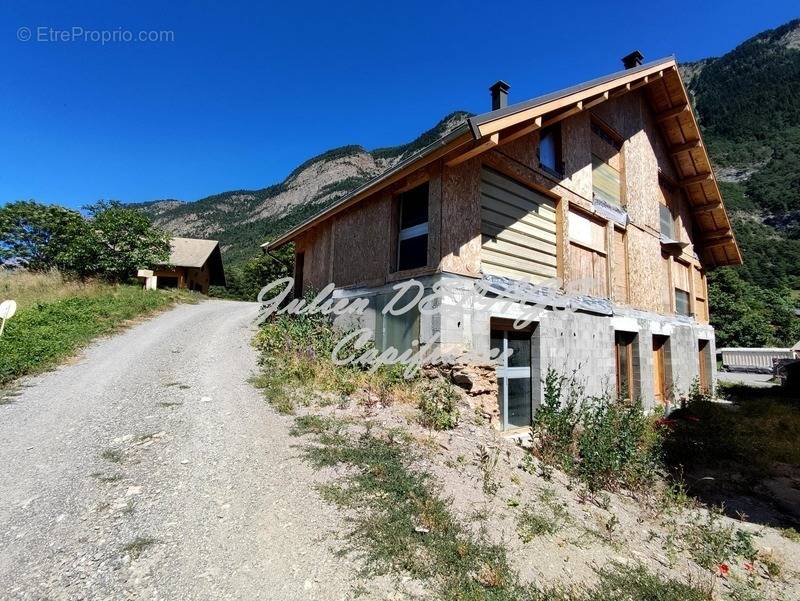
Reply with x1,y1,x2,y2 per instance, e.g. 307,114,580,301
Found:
717,563,730,577
743,562,754,572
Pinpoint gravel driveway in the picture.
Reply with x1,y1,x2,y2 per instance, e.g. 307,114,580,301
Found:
0,300,361,601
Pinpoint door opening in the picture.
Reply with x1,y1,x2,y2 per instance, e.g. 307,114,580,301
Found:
492,322,536,430
652,335,668,404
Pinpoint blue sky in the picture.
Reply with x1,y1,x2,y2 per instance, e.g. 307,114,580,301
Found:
1,1,798,209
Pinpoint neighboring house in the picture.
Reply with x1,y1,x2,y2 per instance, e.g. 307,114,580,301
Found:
153,237,226,294
263,52,741,429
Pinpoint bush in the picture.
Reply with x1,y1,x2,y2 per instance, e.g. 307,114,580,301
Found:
531,369,664,492
418,380,460,430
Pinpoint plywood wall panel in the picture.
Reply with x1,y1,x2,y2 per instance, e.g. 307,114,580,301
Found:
440,158,482,275
332,195,391,287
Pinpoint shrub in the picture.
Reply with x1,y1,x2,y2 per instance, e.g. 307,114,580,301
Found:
680,510,758,570
531,369,664,492
418,379,460,430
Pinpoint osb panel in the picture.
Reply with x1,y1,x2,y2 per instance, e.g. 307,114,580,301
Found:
440,157,482,276
331,195,391,287
296,221,333,292
626,226,664,312
612,228,628,303
561,113,593,201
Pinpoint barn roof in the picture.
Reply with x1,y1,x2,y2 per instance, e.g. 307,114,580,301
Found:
165,238,226,286
264,56,740,267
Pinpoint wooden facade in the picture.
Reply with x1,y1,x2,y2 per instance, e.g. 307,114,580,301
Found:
271,58,740,325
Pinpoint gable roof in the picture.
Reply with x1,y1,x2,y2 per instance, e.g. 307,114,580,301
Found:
265,57,741,267
164,237,226,286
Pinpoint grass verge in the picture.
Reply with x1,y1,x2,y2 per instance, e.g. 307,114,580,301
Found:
0,281,194,386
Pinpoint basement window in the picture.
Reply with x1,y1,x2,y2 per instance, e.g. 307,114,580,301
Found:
538,125,563,176
396,182,429,271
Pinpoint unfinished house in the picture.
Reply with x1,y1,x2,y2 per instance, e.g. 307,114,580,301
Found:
263,52,741,430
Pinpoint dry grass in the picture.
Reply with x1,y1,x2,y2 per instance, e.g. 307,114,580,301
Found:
0,269,107,309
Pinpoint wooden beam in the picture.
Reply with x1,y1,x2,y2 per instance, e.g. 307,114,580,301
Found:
680,172,713,187
702,238,735,251
670,139,702,155
583,91,609,110
692,201,722,214
498,116,542,146
445,133,499,167
542,101,583,128
655,104,689,122
609,83,631,98
630,75,651,90
702,228,733,241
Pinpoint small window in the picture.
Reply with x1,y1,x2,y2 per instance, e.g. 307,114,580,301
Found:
591,121,623,206
675,289,691,316
592,155,622,206
538,125,563,176
615,331,637,400
660,204,676,240
396,182,429,271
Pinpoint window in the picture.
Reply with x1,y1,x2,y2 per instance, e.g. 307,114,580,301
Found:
659,203,676,239
376,288,420,354
293,251,305,299
396,182,429,271
672,260,691,316
615,331,637,400
538,125,563,176
675,289,691,316
591,121,623,206
492,322,535,430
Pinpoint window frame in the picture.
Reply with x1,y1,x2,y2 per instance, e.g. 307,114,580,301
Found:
394,182,430,272
538,124,564,177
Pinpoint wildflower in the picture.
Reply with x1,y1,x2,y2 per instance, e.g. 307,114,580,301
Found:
655,417,678,429
743,561,754,572
717,563,729,577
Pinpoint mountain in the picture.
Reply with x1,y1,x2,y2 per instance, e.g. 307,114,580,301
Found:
135,112,470,265
680,18,800,347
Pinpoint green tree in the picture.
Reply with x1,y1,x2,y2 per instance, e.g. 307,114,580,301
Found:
78,201,171,282
0,201,88,271
220,244,293,301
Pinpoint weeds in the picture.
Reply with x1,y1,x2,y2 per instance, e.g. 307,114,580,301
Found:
91,472,122,483
531,369,663,492
252,310,419,415
418,380,459,430
121,536,157,559
516,489,570,542
100,448,123,463
678,510,758,570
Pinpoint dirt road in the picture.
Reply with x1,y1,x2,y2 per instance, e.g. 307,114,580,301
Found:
0,300,358,600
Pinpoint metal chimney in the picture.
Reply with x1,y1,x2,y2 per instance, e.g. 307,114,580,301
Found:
621,50,644,69
489,80,510,110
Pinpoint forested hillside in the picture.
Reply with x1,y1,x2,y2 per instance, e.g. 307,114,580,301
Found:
682,18,800,347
